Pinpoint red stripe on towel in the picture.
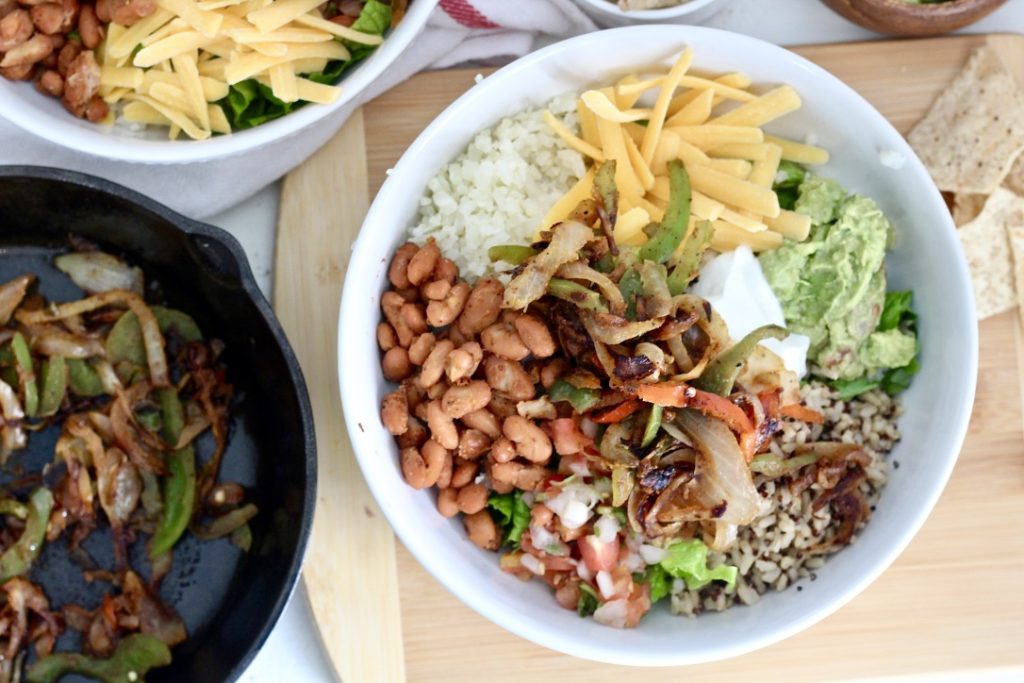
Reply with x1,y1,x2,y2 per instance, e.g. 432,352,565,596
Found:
440,0,500,29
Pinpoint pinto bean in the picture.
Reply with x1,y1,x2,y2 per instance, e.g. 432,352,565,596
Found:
77,3,100,49
0,9,31,52
56,38,79,75
421,279,451,301
444,341,482,383
388,242,418,289
436,449,453,489
456,484,488,515
407,239,440,286
490,460,548,491
426,281,469,328
540,358,568,389
426,399,458,450
400,303,427,337
464,510,499,550
487,392,518,418
457,428,490,460
396,416,428,449
483,355,535,401
481,321,530,361
514,314,556,358
36,67,62,95
0,0,15,19
83,95,107,122
400,439,447,490
30,1,74,35
0,32,52,68
407,332,435,366
457,278,503,335
433,257,458,284
460,408,500,439
490,437,516,464
450,458,478,488
441,380,491,419
381,290,415,348
425,379,447,400
418,339,454,389
108,0,156,27
531,504,554,528
0,61,33,79
381,346,412,383
376,322,397,351
94,0,109,21
437,487,459,518
503,415,552,464
381,389,409,436
62,49,100,116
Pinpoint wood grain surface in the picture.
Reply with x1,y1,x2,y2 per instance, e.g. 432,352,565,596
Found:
286,34,1024,682
275,110,406,683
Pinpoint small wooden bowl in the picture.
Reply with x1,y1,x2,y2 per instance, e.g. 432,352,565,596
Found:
821,0,1007,37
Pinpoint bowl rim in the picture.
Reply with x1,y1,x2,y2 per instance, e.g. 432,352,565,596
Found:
0,0,438,165
0,164,319,680
576,0,724,18
339,25,978,666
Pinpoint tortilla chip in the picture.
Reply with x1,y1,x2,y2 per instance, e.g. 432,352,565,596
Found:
1008,223,1024,314
1002,153,1024,197
958,188,1024,319
908,47,1024,194
952,192,987,227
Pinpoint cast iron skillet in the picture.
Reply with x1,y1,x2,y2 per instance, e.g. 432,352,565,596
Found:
0,166,316,682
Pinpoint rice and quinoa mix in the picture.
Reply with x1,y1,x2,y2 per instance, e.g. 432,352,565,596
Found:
671,382,901,615
393,93,905,621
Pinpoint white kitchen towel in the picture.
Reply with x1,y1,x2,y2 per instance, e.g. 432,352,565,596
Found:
0,0,595,219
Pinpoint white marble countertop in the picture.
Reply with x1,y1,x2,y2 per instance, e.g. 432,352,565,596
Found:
214,1,1024,680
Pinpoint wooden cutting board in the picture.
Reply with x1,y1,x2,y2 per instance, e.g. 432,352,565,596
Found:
279,33,1024,682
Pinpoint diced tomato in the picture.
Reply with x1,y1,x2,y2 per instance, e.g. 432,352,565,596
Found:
521,532,577,572
578,534,620,574
546,418,593,455
624,581,652,628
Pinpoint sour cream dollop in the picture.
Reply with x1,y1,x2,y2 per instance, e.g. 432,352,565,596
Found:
689,245,810,377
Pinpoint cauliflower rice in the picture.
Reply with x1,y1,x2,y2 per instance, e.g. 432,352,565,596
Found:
409,94,585,279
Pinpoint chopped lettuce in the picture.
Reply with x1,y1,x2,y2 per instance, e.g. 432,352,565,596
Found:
219,0,391,130
577,582,600,617
487,491,530,547
636,539,738,599
660,539,738,591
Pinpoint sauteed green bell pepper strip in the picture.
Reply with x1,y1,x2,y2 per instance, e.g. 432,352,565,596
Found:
594,160,619,231
0,499,27,519
37,356,66,417
11,332,37,417
148,445,195,559
67,359,105,397
692,324,789,396
488,245,537,266
618,268,643,320
547,379,601,413
638,161,690,265
0,488,53,582
667,219,714,296
641,404,663,447
26,634,172,683
159,388,185,446
547,279,609,312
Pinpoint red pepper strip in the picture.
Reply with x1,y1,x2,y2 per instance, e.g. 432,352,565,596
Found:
758,389,781,419
589,398,644,424
780,403,826,424
634,382,754,434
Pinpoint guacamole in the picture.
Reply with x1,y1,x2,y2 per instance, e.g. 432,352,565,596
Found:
759,175,917,381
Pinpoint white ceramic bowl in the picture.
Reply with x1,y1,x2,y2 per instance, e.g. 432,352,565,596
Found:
0,0,437,164
572,0,731,27
339,26,977,666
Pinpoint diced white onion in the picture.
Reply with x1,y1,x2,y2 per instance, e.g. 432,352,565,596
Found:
576,561,594,583
594,515,620,543
593,599,628,628
568,457,591,478
639,544,667,565
624,551,645,573
580,418,598,439
520,554,545,576
596,570,615,600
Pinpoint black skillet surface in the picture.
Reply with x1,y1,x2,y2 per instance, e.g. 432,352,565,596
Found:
0,167,316,682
